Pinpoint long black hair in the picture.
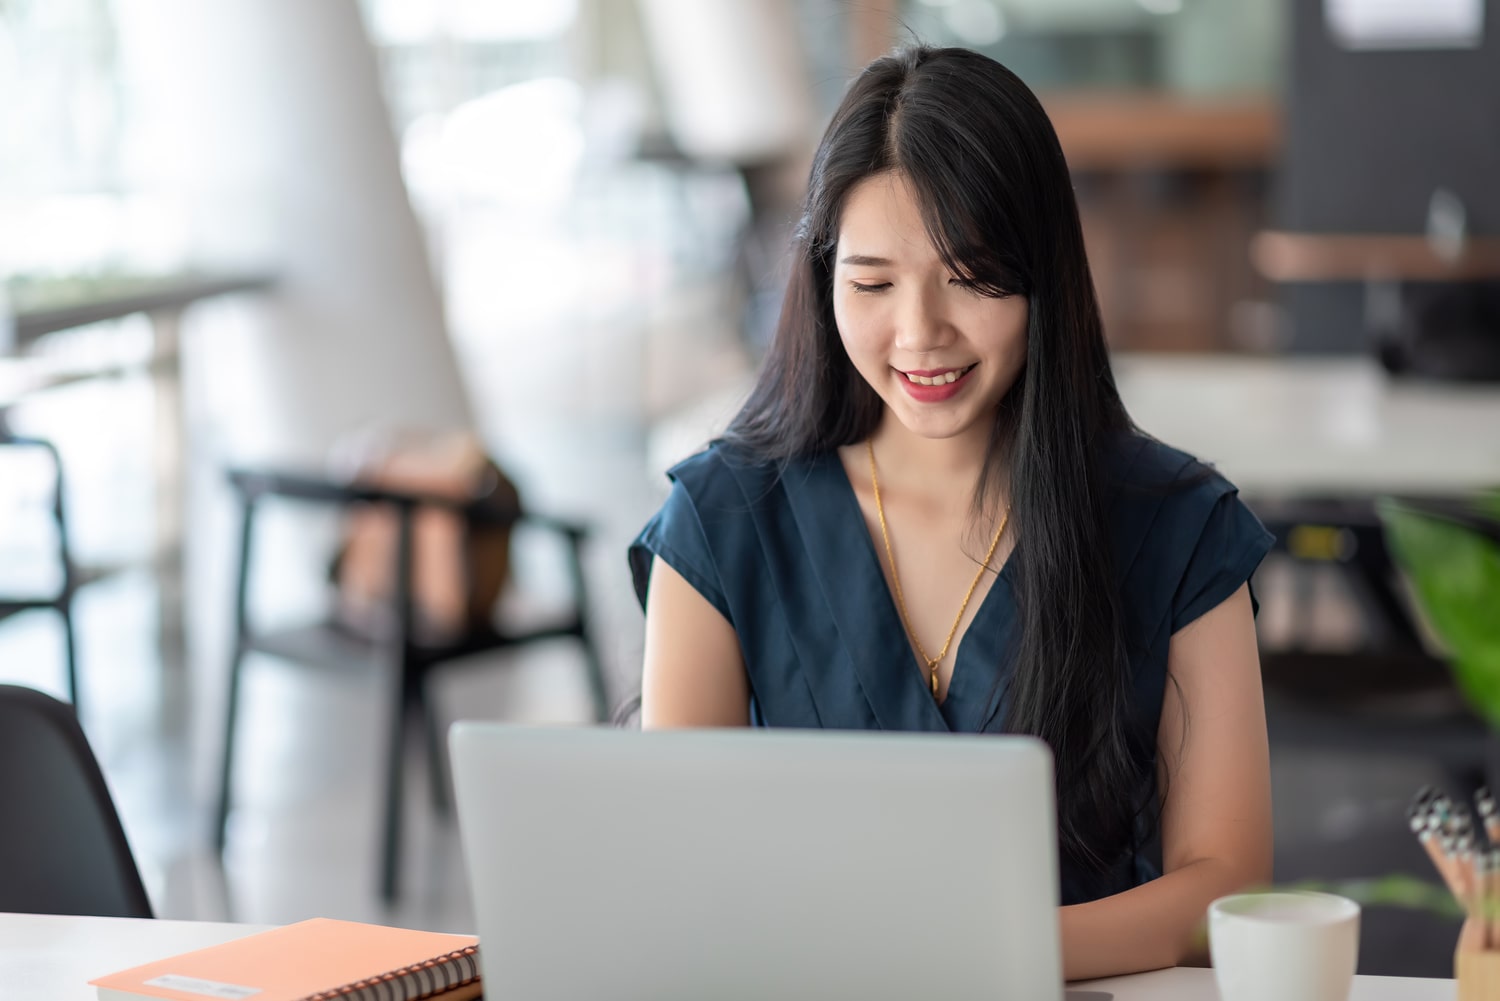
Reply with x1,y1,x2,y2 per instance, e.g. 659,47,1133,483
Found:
722,45,1145,874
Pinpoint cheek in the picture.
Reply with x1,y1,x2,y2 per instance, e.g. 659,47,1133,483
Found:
982,300,1029,360
833,296,879,360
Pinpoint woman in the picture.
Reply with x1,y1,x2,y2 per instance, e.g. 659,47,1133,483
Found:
628,45,1273,981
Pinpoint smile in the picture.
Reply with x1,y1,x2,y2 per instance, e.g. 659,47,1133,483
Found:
895,363,977,403
901,364,976,386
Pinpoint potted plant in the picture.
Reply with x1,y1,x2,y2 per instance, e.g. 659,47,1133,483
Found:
1378,491,1500,746
1377,490,1500,991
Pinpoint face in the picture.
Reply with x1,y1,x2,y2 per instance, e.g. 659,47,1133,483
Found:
832,172,1028,441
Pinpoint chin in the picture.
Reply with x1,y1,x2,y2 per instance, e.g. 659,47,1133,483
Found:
891,407,985,441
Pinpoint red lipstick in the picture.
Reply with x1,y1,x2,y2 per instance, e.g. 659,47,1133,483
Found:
897,364,976,403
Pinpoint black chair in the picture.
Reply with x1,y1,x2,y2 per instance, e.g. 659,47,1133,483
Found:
0,421,83,715
0,684,153,917
214,467,611,901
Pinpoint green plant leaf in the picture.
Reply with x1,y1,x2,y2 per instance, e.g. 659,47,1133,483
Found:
1476,489,1500,525
1286,875,1466,919
1377,498,1500,728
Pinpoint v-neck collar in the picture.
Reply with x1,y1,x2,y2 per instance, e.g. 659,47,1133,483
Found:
781,450,1015,734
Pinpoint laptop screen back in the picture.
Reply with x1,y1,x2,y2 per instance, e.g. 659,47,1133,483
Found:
450,724,1062,1001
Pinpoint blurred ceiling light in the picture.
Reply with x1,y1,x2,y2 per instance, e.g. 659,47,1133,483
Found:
943,0,1006,46
365,0,576,44
365,0,440,44
1135,0,1184,14
407,77,585,208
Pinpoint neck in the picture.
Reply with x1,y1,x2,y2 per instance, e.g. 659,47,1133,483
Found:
867,411,1000,508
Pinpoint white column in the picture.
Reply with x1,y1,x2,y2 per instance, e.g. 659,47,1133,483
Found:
117,0,473,462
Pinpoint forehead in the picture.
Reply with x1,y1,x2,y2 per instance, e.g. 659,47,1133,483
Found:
835,173,941,266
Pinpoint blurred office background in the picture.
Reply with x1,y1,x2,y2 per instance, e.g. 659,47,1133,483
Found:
2,0,1497,977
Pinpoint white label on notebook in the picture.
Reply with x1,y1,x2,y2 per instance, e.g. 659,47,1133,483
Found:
143,974,262,999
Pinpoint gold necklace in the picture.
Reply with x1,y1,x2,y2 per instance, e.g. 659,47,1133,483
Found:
866,440,1010,698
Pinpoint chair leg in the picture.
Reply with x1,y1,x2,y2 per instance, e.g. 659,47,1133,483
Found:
42,434,81,715
59,599,81,719
381,502,417,903
422,680,451,815
215,642,249,854
560,528,610,722
381,667,417,903
217,497,257,855
577,622,611,724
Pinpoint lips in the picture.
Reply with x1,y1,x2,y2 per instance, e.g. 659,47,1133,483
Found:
896,363,976,402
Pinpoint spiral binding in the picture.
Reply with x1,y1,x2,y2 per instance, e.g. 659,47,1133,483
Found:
304,944,481,1001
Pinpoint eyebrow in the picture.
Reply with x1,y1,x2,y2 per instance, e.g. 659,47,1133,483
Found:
838,254,893,267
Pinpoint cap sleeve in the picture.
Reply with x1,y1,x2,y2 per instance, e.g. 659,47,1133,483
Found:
1171,487,1275,633
628,453,731,622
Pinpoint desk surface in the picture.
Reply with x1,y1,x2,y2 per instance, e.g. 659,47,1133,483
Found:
1113,354,1500,498
5,913,268,1001
6,272,274,346
2,912,1455,1001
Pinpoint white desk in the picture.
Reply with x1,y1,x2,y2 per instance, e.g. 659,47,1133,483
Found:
1111,354,1500,499
2,912,1455,1001
1075,965,1455,1000
4,913,268,1001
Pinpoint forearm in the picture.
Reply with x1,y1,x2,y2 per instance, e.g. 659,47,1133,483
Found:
1060,857,1258,982
1060,587,1275,981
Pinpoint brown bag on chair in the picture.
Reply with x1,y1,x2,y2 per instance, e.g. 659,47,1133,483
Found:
331,430,521,642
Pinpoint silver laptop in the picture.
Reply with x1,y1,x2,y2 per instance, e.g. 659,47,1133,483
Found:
449,724,1063,1001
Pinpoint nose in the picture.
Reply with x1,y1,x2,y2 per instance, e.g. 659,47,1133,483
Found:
891,281,955,354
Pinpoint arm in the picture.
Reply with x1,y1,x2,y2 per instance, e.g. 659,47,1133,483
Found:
640,556,752,728
1060,582,1273,981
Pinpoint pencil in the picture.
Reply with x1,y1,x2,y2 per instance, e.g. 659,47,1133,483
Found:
1409,786,1435,825
1453,800,1475,840
1454,832,1478,914
1410,799,1464,902
1478,787,1500,846
1486,848,1499,951
1489,848,1500,952
1432,793,1455,835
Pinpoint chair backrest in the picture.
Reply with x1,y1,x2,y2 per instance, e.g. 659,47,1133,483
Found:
0,684,153,917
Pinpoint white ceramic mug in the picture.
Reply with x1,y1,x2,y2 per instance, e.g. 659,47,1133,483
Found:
1208,891,1360,1001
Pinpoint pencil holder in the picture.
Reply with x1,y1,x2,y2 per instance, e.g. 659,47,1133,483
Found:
1458,919,1500,1001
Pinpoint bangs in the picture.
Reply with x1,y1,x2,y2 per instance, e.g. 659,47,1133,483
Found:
881,72,1034,300
903,161,1029,299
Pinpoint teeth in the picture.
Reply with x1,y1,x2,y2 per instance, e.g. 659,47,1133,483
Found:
906,367,968,386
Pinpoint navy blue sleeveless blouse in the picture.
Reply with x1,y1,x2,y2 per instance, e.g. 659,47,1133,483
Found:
628,432,1274,906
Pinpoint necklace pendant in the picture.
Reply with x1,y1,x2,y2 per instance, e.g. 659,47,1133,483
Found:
929,662,940,696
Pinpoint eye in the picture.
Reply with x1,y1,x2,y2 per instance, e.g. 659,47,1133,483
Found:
950,277,1011,299
849,282,890,294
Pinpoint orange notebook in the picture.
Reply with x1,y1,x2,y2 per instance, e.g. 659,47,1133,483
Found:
90,918,482,1001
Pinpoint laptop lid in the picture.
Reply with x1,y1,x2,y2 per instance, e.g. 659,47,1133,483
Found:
450,724,1063,1001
